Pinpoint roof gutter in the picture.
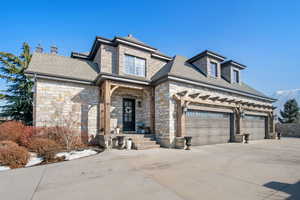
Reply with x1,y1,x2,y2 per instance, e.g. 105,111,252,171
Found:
25,71,94,85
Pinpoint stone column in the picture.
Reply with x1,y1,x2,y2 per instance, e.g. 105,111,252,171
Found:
233,107,243,142
176,99,185,137
265,116,270,139
149,87,155,134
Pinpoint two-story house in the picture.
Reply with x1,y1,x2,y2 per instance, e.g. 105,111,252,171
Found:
25,34,276,149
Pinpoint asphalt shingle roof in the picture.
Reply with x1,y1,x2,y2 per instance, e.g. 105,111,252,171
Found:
26,53,99,81
152,55,272,99
26,53,273,101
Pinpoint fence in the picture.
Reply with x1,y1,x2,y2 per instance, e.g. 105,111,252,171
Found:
276,123,300,137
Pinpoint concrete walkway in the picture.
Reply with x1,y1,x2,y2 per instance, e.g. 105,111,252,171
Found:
1,138,300,200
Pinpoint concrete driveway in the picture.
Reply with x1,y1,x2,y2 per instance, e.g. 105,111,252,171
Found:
1,138,300,200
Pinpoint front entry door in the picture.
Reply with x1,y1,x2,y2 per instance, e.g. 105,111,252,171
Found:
123,98,135,131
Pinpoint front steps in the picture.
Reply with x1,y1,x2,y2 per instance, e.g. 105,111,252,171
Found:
121,134,160,150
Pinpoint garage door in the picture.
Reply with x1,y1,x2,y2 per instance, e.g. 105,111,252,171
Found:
243,115,266,140
186,110,231,146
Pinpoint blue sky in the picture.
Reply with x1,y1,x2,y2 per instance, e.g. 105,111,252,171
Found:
1,0,300,96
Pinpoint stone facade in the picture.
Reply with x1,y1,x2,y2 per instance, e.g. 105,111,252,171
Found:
94,44,167,80
34,79,99,142
31,36,275,148
110,87,151,132
154,81,171,147
95,44,118,74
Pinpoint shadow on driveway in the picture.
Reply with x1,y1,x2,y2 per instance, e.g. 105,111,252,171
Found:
264,181,300,200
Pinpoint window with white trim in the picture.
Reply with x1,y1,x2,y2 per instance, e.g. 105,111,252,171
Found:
210,62,218,78
124,55,146,77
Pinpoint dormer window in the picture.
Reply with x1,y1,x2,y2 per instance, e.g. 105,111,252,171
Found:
233,69,239,83
124,54,146,77
210,62,218,78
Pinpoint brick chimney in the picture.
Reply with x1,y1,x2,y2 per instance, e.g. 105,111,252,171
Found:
50,45,58,54
35,44,43,53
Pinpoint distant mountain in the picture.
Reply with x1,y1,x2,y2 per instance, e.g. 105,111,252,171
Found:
272,89,300,115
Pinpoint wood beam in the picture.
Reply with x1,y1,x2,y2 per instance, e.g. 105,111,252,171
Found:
176,99,185,137
199,94,210,100
103,80,111,135
188,92,201,99
219,97,228,102
110,85,120,95
209,96,220,101
174,95,272,113
177,90,188,97
149,87,155,134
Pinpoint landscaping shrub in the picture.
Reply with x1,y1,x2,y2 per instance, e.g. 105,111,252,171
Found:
0,121,25,143
19,126,43,147
41,126,85,151
0,140,19,148
27,138,61,161
0,142,29,168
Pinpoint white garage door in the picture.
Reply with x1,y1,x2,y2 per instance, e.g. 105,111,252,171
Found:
186,110,232,146
243,115,266,140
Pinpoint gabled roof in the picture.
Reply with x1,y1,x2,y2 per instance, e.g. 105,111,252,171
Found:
26,53,99,82
187,50,226,63
114,35,157,50
71,35,172,61
152,55,274,101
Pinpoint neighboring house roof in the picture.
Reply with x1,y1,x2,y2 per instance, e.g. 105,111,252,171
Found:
152,55,273,100
26,53,99,82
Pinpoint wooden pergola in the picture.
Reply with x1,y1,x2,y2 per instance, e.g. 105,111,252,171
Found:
173,90,275,138
99,80,155,135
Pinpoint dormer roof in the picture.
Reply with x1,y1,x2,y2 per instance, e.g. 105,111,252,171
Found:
187,50,226,63
221,60,247,69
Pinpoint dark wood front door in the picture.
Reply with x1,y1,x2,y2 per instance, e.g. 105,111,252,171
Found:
123,98,135,131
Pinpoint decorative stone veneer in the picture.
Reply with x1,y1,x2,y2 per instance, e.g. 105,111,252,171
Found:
95,44,118,74
93,43,167,80
117,44,167,80
34,79,99,142
110,87,151,132
154,81,171,147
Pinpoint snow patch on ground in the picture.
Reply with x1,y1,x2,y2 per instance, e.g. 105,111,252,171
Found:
26,153,44,167
0,149,98,172
56,149,98,160
0,166,10,171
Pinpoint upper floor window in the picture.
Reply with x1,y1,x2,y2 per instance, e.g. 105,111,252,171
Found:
210,62,218,78
233,69,239,83
124,55,146,77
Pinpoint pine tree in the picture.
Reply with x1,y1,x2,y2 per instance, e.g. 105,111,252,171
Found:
0,43,33,125
279,99,300,123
